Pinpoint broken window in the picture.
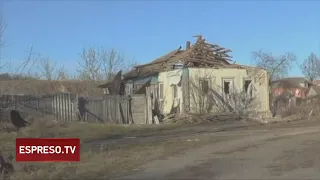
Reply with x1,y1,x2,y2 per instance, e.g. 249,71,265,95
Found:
159,82,163,99
172,85,178,99
244,79,253,98
199,79,209,94
244,80,252,93
120,83,125,95
222,79,233,96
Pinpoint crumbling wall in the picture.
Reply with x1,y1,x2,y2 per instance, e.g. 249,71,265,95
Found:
187,67,270,116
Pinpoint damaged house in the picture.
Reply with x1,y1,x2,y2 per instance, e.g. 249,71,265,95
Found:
271,77,320,110
271,77,312,100
123,35,271,118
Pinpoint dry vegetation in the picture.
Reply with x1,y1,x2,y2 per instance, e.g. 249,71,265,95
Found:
0,80,104,96
279,96,320,120
0,10,319,179
0,118,219,179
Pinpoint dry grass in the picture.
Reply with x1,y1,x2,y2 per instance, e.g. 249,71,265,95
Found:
10,139,206,180
0,80,104,96
0,118,211,179
281,97,320,119
163,113,246,124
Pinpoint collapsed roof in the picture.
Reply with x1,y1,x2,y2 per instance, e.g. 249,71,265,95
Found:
124,35,235,80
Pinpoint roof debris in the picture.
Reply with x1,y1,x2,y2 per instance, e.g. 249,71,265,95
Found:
124,35,236,80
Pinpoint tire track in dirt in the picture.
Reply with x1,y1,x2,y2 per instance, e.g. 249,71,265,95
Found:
86,119,320,151
85,122,261,150
114,126,320,180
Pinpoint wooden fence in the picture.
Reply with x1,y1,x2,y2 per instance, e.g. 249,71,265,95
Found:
52,93,75,122
80,95,133,123
51,93,135,124
0,93,148,124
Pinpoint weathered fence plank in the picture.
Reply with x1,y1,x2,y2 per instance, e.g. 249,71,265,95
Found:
0,92,147,125
51,92,74,122
77,95,135,124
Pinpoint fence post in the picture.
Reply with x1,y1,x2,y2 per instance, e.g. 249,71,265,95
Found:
67,93,71,122
55,93,58,122
58,93,62,122
146,87,153,124
116,95,120,124
128,95,133,124
75,93,79,121
103,96,107,123
52,94,55,121
144,94,147,124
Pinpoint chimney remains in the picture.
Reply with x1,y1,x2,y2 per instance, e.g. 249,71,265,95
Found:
186,41,191,50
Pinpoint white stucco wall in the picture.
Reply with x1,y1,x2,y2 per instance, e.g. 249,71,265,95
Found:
158,69,183,114
158,67,270,116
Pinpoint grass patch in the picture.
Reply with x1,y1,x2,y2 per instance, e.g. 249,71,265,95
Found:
0,118,212,179
0,119,180,151
10,138,208,179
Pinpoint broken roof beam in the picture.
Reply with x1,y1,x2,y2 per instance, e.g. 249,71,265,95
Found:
193,35,203,39
214,47,226,51
187,57,228,65
216,49,232,54
219,54,233,58
191,48,231,58
193,47,217,53
202,55,232,62
222,58,232,62
194,43,232,54
207,46,232,53
206,43,220,48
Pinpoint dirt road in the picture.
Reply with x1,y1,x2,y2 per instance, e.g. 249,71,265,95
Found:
116,120,320,180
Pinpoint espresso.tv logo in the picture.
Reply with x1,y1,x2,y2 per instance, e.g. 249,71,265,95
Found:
16,138,80,162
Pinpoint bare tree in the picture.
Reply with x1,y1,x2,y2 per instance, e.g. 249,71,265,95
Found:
0,14,7,70
77,47,102,81
0,15,39,81
252,50,296,81
0,14,6,50
12,46,39,78
56,66,69,80
300,52,320,81
77,47,135,81
252,50,296,114
101,49,131,81
0,15,41,97
39,58,56,80
38,57,70,80
0,46,40,95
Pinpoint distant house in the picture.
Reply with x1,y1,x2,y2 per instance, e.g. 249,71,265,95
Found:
306,84,320,99
271,77,312,99
270,77,320,110
121,35,271,117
